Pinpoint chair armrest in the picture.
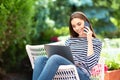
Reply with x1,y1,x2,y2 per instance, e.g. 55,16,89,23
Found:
53,65,80,80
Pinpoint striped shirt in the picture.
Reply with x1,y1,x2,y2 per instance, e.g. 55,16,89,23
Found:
65,37,102,76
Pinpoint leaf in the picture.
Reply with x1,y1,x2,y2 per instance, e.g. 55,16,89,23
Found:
84,8,109,19
94,22,117,34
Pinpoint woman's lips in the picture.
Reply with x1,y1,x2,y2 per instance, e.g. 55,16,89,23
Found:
78,28,84,35
78,29,83,35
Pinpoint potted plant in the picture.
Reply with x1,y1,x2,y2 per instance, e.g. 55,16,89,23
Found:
103,53,120,80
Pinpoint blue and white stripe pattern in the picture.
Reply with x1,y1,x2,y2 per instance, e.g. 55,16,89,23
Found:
65,37,102,75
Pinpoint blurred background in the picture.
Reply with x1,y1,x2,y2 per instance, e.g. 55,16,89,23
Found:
0,0,120,80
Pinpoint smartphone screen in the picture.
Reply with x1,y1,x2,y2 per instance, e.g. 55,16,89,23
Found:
84,21,90,32
84,21,90,28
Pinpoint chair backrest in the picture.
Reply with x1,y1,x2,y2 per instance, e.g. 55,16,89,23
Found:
26,41,64,69
26,45,47,69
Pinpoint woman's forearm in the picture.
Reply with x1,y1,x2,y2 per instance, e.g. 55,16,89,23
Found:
87,39,94,56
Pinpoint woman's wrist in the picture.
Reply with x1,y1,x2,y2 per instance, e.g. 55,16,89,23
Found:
87,37,93,42
87,37,94,56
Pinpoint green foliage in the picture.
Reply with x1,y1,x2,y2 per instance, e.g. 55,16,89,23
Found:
101,50,120,70
32,0,71,44
34,0,120,44
0,0,35,55
91,0,120,37
34,26,69,44
104,53,120,70
101,28,120,38
55,27,69,36
2,44,27,72
0,0,35,71
101,38,120,70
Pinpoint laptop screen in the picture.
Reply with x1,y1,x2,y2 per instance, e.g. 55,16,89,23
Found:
44,45,74,63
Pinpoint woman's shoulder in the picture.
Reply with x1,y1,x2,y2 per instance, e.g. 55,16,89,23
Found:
92,38,102,42
65,37,79,45
92,38,102,45
65,37,81,42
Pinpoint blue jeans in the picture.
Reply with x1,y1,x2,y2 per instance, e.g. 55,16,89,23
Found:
32,54,90,80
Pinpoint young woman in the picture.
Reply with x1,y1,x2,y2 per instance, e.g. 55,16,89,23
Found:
32,11,102,80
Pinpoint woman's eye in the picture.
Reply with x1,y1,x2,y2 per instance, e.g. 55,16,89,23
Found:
77,23,81,26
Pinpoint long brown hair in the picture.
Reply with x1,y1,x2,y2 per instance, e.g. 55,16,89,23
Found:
69,11,96,38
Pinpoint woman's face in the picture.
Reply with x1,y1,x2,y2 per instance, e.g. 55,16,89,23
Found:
71,18,85,36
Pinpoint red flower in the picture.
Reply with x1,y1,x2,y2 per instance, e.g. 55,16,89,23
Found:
50,36,59,42
91,64,102,76
104,65,108,72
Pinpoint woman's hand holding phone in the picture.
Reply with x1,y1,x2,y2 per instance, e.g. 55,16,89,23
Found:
84,21,93,40
84,21,94,56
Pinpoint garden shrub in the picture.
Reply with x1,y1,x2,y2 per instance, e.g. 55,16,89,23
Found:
0,0,35,72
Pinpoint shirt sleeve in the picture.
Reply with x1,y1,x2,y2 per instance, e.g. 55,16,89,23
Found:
86,38,102,70
65,38,71,46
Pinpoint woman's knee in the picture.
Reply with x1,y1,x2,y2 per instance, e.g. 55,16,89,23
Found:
48,54,62,62
49,54,62,60
34,56,48,64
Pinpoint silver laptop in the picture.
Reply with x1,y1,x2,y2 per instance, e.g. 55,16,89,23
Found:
44,44,74,63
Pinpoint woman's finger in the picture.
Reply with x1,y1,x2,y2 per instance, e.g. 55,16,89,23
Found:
85,26,90,30
84,28,88,34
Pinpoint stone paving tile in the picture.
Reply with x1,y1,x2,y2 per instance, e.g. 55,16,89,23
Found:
1,72,32,80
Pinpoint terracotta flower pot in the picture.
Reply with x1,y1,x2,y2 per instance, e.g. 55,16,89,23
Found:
104,69,120,80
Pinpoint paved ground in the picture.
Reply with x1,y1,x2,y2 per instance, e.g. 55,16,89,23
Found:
0,56,33,80
1,72,32,80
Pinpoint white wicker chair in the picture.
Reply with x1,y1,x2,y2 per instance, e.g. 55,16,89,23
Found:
26,43,80,80
26,42,104,80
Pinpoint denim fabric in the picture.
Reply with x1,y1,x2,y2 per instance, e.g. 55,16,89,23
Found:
32,54,90,80
77,67,90,80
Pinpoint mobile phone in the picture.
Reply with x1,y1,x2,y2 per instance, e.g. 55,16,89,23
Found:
84,21,90,28
84,21,90,33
